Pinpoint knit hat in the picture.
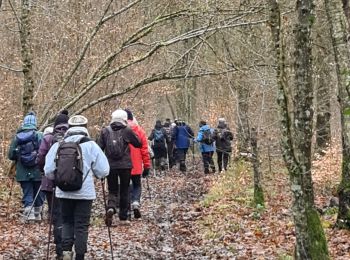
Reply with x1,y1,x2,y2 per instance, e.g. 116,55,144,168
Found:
23,111,37,127
111,109,128,124
68,115,88,127
43,126,54,135
218,118,226,123
54,109,69,127
124,108,133,120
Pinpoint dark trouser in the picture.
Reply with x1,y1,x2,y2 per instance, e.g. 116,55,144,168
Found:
217,151,230,172
177,148,188,172
60,199,92,257
107,168,131,220
202,151,215,174
45,191,62,256
20,181,45,207
130,175,141,204
166,141,175,167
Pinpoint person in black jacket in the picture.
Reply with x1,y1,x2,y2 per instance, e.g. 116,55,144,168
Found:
213,118,233,173
148,120,168,171
97,109,141,225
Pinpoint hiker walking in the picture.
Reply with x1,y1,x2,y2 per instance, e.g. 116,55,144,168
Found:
37,110,69,259
195,120,216,174
97,109,141,225
172,120,194,172
148,120,168,171
163,118,175,169
124,109,151,218
44,115,110,260
8,111,44,221
213,118,233,173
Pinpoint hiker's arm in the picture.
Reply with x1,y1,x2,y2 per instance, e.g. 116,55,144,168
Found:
139,130,151,169
196,130,203,142
91,142,110,179
37,136,51,172
96,128,106,150
8,137,17,161
44,143,59,180
148,129,154,141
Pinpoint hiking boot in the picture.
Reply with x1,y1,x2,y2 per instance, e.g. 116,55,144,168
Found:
204,168,210,174
62,251,73,260
132,201,141,219
105,208,114,227
23,206,35,222
34,206,42,221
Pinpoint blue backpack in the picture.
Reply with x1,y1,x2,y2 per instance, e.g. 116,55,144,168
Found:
16,130,39,167
154,129,165,142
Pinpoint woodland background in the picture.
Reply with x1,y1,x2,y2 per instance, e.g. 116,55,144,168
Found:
0,0,350,259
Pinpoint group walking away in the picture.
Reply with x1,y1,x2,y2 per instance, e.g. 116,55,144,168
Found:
7,109,234,259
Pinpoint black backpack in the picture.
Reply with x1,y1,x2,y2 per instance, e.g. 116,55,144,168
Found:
202,129,214,145
54,137,90,191
105,127,127,160
154,129,165,142
16,130,39,167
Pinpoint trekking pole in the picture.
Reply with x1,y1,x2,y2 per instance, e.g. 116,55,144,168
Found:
101,179,114,260
6,176,15,221
146,176,151,199
46,187,55,260
17,185,42,242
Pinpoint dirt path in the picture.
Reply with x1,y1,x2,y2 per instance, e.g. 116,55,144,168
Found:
0,167,211,259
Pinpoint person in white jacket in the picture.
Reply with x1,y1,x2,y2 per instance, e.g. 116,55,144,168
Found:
44,115,110,260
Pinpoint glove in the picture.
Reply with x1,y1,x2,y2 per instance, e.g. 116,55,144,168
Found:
142,168,150,178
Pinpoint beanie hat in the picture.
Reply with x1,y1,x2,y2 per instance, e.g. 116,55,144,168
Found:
111,109,128,124
199,120,207,127
68,115,88,127
124,108,133,120
23,111,37,127
218,118,226,123
54,109,69,127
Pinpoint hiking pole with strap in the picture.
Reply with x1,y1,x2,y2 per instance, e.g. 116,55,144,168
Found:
46,187,55,260
146,176,151,199
101,179,114,260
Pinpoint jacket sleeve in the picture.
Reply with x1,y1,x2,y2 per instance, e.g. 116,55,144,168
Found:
8,137,17,161
124,127,142,148
148,129,154,141
196,130,203,143
44,142,59,180
139,129,151,169
37,135,52,172
187,126,194,138
96,128,107,151
162,128,170,143
91,142,110,179
171,127,177,141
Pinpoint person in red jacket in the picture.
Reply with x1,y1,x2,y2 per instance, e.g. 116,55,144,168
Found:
124,109,151,218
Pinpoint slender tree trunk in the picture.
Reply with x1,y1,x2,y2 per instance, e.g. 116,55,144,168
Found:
342,0,350,27
250,127,264,206
20,0,35,115
325,0,350,229
237,85,250,155
269,0,329,258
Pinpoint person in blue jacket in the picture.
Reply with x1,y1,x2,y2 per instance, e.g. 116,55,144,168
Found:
172,120,194,172
195,120,216,174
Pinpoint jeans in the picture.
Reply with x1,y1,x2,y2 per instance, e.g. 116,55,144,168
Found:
166,141,175,167
60,199,92,256
217,151,230,171
130,175,141,204
107,168,131,220
202,152,215,174
20,181,45,207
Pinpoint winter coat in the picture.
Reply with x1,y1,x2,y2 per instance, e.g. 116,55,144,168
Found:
44,126,110,200
97,122,141,169
148,125,168,158
128,120,151,175
213,122,233,153
196,124,216,153
8,124,43,182
172,124,194,149
38,123,68,192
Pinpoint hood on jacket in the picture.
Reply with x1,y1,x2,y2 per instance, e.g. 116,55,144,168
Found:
199,124,211,132
65,126,90,138
217,121,227,129
155,120,162,130
110,121,127,131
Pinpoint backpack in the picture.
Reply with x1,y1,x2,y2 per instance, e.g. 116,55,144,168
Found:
201,129,214,145
16,130,39,167
105,127,127,160
54,137,89,191
154,129,165,142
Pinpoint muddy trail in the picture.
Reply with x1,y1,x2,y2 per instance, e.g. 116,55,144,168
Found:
0,164,216,260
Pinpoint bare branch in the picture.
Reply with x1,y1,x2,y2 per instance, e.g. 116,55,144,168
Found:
0,64,23,72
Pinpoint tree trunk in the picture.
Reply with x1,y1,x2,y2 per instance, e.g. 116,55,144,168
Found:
250,127,264,206
237,85,250,155
269,0,329,258
20,0,35,115
325,0,350,229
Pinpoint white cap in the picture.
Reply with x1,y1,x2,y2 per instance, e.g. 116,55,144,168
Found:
43,126,54,135
111,109,128,124
218,117,226,122
68,115,88,127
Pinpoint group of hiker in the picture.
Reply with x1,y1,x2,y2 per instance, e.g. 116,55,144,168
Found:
7,109,233,260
